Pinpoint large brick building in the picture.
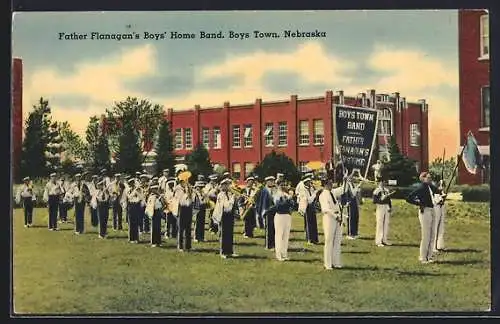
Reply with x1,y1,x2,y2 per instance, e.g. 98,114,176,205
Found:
458,9,490,185
165,89,429,182
12,58,23,180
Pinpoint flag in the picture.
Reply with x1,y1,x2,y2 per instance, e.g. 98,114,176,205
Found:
462,132,483,174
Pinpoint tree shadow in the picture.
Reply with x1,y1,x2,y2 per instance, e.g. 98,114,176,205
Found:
236,242,258,246
192,247,220,254
290,229,303,233
288,248,314,253
234,255,268,260
105,235,128,240
435,259,485,266
444,248,483,253
287,258,322,263
28,225,49,229
344,251,370,254
396,271,449,277
390,243,420,248
288,237,306,242
56,227,74,231
339,265,381,271
357,236,375,241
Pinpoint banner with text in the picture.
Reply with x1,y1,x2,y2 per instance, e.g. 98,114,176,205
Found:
334,105,378,179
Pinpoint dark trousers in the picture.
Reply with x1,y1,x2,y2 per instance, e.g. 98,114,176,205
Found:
23,198,34,225
48,195,59,229
112,201,123,230
347,200,360,237
243,208,256,237
139,205,145,232
151,210,162,245
144,211,151,233
194,209,206,241
166,212,178,238
304,204,319,243
265,211,276,249
220,211,235,256
97,203,109,237
90,207,99,227
74,202,85,233
209,214,219,233
59,202,68,222
128,203,140,242
125,205,129,224
177,206,193,250
257,212,265,229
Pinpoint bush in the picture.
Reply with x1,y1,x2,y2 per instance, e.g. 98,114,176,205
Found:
461,185,490,202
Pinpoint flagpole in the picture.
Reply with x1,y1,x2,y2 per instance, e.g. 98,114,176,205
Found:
444,132,469,194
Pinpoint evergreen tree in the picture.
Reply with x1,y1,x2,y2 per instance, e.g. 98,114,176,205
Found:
114,118,142,174
253,151,301,186
19,98,51,180
185,144,214,184
85,115,111,174
380,136,419,186
45,122,64,174
155,119,176,175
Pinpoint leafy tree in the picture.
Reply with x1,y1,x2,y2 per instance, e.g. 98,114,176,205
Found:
104,97,165,163
85,115,111,174
45,121,64,173
19,98,51,180
429,156,457,185
155,119,176,175
185,144,214,184
114,118,143,174
59,121,87,162
380,136,418,186
253,151,301,186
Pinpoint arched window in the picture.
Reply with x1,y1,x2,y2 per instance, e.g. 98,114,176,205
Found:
377,108,392,136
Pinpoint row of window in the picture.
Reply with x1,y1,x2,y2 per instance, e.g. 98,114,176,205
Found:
231,162,255,179
480,14,489,58
174,116,424,151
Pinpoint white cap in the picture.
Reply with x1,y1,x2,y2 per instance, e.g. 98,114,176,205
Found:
220,178,232,185
265,176,275,181
23,177,30,181
50,173,57,177
209,174,218,180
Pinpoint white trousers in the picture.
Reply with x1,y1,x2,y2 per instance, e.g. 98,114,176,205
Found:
274,213,291,260
433,205,446,251
323,213,342,268
419,207,436,261
375,204,390,245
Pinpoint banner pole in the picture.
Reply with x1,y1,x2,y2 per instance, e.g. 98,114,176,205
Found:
444,132,469,194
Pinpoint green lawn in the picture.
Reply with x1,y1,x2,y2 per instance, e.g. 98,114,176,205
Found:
12,199,491,313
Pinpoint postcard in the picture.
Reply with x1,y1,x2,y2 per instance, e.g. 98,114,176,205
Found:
11,10,491,314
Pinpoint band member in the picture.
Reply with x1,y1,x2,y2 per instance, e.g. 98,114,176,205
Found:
120,176,130,225
213,178,238,258
43,173,62,231
406,172,446,264
193,181,207,243
273,181,294,261
433,179,447,252
109,173,124,231
88,175,99,227
174,177,194,252
325,157,336,181
346,179,361,239
139,174,150,234
222,172,231,180
242,176,258,238
71,173,86,235
297,175,319,245
127,179,142,243
158,169,170,191
101,168,111,188
96,180,110,239
275,173,285,186
256,176,276,250
319,179,343,269
146,185,164,247
334,159,344,186
371,160,383,181
373,180,392,247
15,177,35,228
204,174,220,233
164,177,178,239
58,177,70,223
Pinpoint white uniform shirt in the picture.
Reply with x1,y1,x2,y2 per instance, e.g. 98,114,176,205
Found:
16,184,35,204
71,181,85,203
212,191,235,223
158,176,168,191
127,187,143,203
174,185,193,207
319,189,341,217
43,180,62,201
203,182,218,198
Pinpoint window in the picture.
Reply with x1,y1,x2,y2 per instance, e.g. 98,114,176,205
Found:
299,120,309,145
480,14,489,58
264,123,274,147
481,86,490,127
175,128,183,150
298,161,309,173
313,119,324,145
410,123,420,147
243,125,253,148
202,128,210,149
278,122,287,146
184,128,192,149
232,163,241,180
377,108,392,136
232,125,241,148
213,127,221,149
244,162,255,178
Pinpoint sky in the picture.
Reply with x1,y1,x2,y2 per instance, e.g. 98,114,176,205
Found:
12,10,460,161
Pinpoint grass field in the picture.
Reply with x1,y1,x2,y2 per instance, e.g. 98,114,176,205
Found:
12,199,491,314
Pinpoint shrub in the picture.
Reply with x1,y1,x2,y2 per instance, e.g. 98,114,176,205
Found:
461,185,490,202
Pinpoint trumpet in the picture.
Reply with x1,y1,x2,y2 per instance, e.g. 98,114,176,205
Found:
230,185,245,197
